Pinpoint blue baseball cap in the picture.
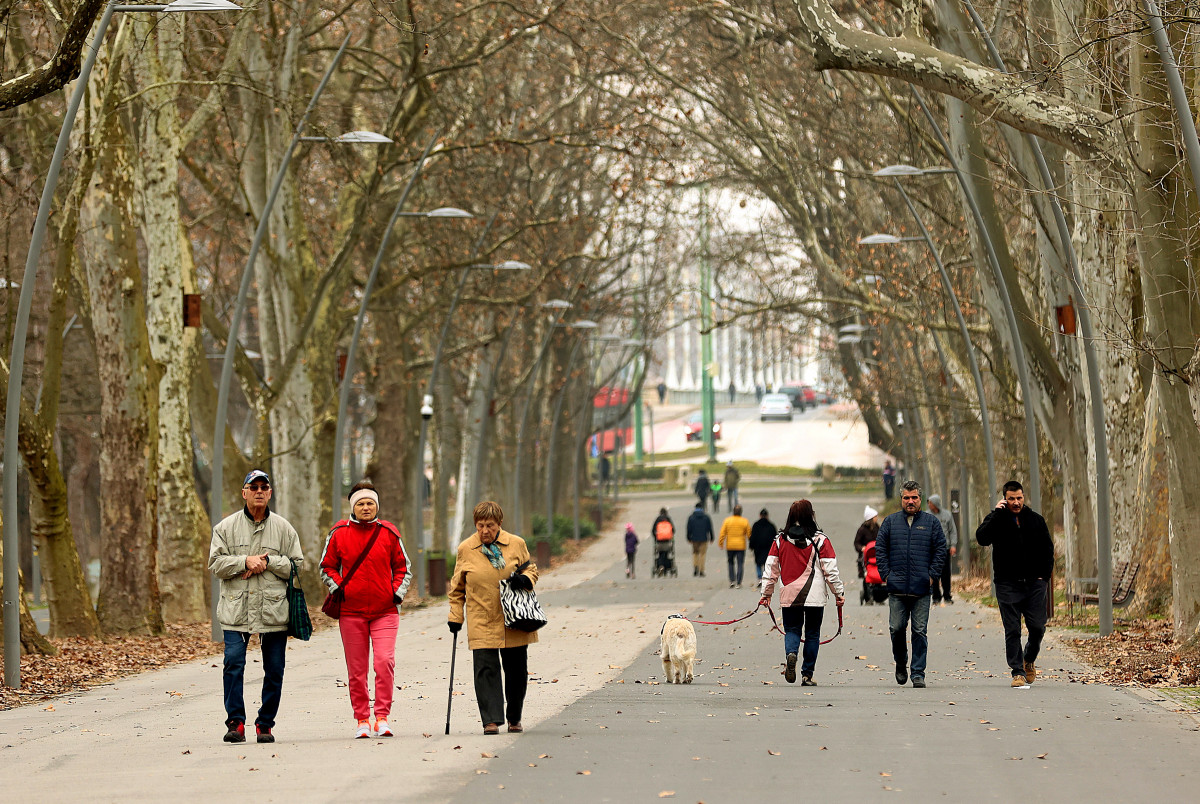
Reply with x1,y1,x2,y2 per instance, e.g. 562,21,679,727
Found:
244,469,270,486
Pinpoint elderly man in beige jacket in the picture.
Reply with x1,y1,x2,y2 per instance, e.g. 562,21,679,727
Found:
209,469,304,745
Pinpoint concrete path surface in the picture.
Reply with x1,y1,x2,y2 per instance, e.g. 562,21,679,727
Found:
3,489,1199,802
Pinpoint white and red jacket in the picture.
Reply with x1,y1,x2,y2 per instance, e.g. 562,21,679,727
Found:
320,518,410,618
760,531,844,607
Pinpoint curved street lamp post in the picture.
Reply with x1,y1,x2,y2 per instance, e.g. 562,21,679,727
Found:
3,0,241,689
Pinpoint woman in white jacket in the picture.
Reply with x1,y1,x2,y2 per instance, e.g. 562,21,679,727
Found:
759,499,844,686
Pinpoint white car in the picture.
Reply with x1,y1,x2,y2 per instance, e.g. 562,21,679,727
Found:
759,393,794,422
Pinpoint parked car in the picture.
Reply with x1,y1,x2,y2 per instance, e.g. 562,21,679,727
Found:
777,384,807,412
683,411,723,441
759,393,794,422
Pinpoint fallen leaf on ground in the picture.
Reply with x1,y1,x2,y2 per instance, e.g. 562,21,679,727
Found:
658,792,675,798
577,770,592,775
767,750,781,756
539,754,550,758
1036,753,1048,759
481,752,495,758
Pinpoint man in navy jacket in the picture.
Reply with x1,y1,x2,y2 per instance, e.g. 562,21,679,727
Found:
876,480,947,688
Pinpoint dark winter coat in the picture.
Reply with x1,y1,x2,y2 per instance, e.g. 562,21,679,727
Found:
749,519,777,565
686,508,714,543
975,506,1054,582
875,510,947,597
694,474,711,499
854,519,879,555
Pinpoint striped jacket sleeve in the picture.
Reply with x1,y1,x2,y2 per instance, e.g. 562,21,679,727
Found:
817,535,844,600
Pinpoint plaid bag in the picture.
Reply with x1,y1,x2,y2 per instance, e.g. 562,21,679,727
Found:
287,561,313,641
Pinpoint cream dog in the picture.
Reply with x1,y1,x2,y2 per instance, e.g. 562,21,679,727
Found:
660,615,697,684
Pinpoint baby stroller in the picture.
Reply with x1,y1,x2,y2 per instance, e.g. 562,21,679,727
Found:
653,520,678,578
859,540,888,604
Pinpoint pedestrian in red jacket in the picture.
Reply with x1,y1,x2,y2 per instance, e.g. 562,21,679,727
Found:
320,480,410,739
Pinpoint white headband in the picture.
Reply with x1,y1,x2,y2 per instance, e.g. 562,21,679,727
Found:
349,489,379,515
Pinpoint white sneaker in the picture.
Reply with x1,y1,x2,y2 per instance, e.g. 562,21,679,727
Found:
373,718,393,737
355,719,372,739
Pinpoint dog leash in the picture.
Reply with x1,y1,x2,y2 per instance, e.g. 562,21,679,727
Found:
685,606,762,627
760,601,844,644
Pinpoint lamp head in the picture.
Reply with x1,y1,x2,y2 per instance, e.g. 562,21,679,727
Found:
420,394,434,421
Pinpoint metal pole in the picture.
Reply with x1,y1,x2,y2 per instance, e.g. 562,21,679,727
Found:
909,87,1041,512
332,134,439,522
699,188,716,463
5,1,123,687
210,34,351,640
1144,0,1200,201
647,403,655,465
959,1,1113,632
893,181,997,499
930,333,971,572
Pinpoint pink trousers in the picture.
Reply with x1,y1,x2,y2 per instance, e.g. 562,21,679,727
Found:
338,611,399,720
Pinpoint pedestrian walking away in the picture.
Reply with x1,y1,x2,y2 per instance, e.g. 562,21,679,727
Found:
975,480,1054,687
719,505,751,588
749,508,777,581
882,460,896,500
320,481,410,739
208,469,304,745
876,480,946,688
759,499,845,686
710,478,723,511
723,461,741,512
651,507,677,577
686,502,715,577
656,380,668,405
728,379,737,404
448,501,540,735
624,522,639,579
927,495,958,604
694,469,712,512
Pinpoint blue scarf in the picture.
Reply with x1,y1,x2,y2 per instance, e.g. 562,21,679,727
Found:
482,541,506,569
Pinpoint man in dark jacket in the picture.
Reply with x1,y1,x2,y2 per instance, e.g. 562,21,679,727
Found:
876,481,946,688
694,470,712,512
975,480,1054,687
685,503,715,577
749,508,777,582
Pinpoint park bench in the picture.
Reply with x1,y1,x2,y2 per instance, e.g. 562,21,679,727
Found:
1066,560,1140,622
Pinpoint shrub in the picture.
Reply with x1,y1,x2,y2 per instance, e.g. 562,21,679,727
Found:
531,513,597,554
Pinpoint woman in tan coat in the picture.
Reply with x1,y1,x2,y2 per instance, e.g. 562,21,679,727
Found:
448,501,539,735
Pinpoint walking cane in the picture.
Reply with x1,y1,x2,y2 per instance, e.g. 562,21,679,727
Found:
445,632,459,735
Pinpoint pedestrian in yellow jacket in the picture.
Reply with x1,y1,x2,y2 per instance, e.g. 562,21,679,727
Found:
719,506,751,588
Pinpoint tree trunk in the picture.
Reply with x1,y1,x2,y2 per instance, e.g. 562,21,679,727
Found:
78,49,164,634
133,16,209,622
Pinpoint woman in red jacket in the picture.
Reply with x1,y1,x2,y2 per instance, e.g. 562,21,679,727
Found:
320,481,411,738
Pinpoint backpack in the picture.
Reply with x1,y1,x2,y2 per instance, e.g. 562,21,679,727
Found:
655,520,674,542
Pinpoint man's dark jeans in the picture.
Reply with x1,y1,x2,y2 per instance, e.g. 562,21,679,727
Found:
888,594,930,679
995,579,1048,676
223,630,287,728
726,550,745,585
931,559,953,602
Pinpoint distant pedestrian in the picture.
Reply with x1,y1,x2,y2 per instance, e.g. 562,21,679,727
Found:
710,478,723,510
749,508,777,581
694,469,712,511
719,505,751,588
599,454,611,489
651,508,675,576
926,495,958,605
882,460,896,500
656,381,667,405
685,502,715,577
728,380,737,404
208,469,304,745
624,523,639,579
723,461,741,511
975,481,1053,688
320,480,410,739
754,384,764,402
759,500,844,686
448,501,539,735
853,505,880,581
876,480,946,689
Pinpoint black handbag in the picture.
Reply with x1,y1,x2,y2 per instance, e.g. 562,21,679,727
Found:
499,560,547,632
321,523,383,619
286,560,313,640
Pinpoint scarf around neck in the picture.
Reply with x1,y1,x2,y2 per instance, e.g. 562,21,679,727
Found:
481,540,506,569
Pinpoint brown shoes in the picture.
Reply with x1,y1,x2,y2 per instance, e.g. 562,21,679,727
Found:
507,722,523,733
483,723,500,735
1011,674,1028,687
1024,662,1037,683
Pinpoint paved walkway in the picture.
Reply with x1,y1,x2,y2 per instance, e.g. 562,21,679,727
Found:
3,490,1199,802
